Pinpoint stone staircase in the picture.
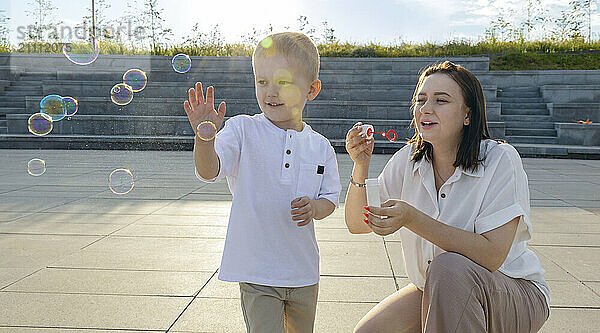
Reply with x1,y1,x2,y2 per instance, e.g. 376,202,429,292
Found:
499,87,558,145
0,53,599,157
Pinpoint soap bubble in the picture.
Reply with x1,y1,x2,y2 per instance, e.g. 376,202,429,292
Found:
172,54,191,73
62,96,78,116
123,69,147,92
28,113,53,136
63,33,99,65
27,158,46,176
40,95,67,121
109,169,134,195
110,83,134,106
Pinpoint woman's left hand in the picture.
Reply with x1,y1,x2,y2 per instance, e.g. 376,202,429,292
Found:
364,199,416,236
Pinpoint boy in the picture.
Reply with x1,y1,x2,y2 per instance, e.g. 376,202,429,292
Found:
183,32,341,332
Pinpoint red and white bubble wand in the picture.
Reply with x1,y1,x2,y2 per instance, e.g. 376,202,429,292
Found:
358,124,398,142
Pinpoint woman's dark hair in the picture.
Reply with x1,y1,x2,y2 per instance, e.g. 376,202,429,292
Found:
406,61,504,172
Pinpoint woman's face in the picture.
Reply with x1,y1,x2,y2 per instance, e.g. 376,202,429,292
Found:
413,73,470,147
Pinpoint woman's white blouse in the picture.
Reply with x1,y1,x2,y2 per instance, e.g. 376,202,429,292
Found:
378,139,550,309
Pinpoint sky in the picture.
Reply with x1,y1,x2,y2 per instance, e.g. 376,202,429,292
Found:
2,0,600,45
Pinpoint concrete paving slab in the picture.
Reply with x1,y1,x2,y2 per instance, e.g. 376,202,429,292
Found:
378,241,408,278
0,234,100,268
7,212,146,224
0,211,31,222
178,193,234,201
89,186,198,200
583,281,600,295
112,224,227,238
530,232,600,247
0,197,78,213
151,200,233,215
315,227,384,242
3,267,215,296
0,267,42,290
531,199,573,207
564,200,600,208
547,280,600,307
530,247,578,282
134,214,229,226
169,297,246,332
1,151,599,331
314,302,379,333
0,291,190,331
533,246,600,282
50,248,222,271
43,198,173,215
319,241,399,276
539,308,600,333
0,220,125,236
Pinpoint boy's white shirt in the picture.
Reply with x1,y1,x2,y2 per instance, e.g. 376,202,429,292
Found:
196,113,341,287
377,139,550,310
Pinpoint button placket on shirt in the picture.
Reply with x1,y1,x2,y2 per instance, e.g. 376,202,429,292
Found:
282,131,294,179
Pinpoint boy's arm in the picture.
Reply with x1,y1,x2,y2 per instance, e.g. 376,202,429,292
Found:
193,136,220,180
184,81,226,180
312,198,336,220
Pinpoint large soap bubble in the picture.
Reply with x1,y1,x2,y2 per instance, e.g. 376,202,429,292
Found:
172,54,191,73
28,113,53,136
110,83,134,106
40,95,67,121
63,32,100,66
123,69,147,92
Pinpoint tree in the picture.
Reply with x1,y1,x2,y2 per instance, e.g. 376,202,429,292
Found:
522,0,548,41
552,6,585,41
25,0,61,41
240,24,273,46
0,10,9,45
297,15,317,43
321,21,338,44
80,0,112,40
571,0,598,42
141,0,173,53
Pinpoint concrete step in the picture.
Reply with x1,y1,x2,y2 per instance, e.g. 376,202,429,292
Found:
504,121,555,129
501,102,546,109
23,97,417,119
0,107,27,114
0,101,26,107
53,70,422,85
506,136,558,144
39,80,499,101
501,108,549,115
3,91,41,96
0,127,6,134
498,90,540,98
501,115,552,122
505,128,557,136
497,97,544,103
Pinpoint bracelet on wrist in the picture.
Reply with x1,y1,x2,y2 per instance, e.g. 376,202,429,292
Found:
350,176,366,187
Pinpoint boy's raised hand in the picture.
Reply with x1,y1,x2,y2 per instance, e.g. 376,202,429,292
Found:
183,82,226,137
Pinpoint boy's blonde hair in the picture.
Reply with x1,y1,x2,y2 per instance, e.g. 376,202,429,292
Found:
252,32,320,81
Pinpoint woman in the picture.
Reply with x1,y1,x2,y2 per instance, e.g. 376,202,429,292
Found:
344,61,549,332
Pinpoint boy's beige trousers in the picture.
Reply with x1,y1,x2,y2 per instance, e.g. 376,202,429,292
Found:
239,281,319,333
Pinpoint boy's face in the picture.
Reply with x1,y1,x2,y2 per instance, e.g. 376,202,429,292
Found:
253,53,320,131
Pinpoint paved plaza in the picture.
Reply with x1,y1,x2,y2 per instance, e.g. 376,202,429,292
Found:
0,149,599,332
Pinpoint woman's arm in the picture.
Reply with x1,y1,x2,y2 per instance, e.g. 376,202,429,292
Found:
407,207,519,271
345,163,372,234
367,201,519,272
344,123,375,234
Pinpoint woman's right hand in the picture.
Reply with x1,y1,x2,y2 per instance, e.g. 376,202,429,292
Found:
345,122,374,165
183,82,226,136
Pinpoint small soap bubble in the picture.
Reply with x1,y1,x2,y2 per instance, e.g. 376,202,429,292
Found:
27,158,46,176
109,169,134,194
28,113,53,136
172,54,191,73
40,95,67,121
62,96,78,116
123,69,147,92
110,83,134,106
62,33,99,65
